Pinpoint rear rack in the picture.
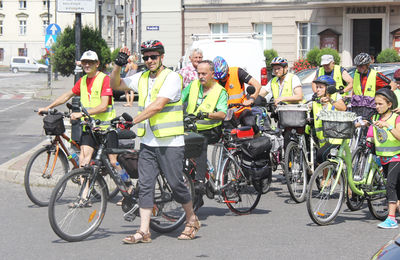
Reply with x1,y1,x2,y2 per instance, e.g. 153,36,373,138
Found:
191,33,262,41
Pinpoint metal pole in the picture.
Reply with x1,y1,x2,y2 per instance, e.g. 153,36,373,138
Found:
47,0,51,91
137,0,141,54
124,0,127,46
74,13,82,84
98,0,102,37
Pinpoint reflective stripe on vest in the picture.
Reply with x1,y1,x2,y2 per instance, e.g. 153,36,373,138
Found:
186,79,223,131
224,67,250,117
353,69,377,97
313,102,342,147
80,72,116,130
373,114,400,156
137,69,184,138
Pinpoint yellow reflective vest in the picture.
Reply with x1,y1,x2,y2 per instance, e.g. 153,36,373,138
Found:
373,114,400,157
186,80,223,131
80,72,116,130
353,69,377,97
318,65,345,98
137,69,184,137
312,102,342,147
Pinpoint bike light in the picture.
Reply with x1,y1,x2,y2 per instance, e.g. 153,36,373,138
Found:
261,67,268,85
330,148,338,157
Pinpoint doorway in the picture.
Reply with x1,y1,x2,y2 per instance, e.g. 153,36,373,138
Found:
352,19,382,59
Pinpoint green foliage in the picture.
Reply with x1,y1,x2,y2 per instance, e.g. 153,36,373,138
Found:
264,49,278,70
306,47,320,67
111,47,121,62
317,48,341,65
376,48,400,63
52,25,111,76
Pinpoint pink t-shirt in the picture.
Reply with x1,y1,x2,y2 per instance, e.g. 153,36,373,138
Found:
367,115,400,165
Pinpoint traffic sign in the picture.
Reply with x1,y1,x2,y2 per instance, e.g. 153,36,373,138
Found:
45,35,56,51
46,23,61,36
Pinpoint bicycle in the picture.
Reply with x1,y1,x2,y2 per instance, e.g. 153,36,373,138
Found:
306,110,387,225
48,108,195,242
184,113,262,215
278,101,317,203
25,107,119,207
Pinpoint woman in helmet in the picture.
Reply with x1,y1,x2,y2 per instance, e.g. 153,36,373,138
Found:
366,87,400,229
310,75,346,164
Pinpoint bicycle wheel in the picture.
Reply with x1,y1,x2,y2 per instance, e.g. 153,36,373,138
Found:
99,166,119,200
367,169,388,220
48,168,108,242
346,148,367,211
24,146,69,207
149,171,194,233
284,141,307,203
221,156,261,215
306,161,345,226
211,144,222,171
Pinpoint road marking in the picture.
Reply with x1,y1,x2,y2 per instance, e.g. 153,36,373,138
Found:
0,100,30,113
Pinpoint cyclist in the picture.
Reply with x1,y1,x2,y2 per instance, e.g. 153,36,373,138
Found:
311,54,353,95
259,57,304,148
393,69,400,112
352,52,396,120
182,60,228,208
110,40,200,243
213,56,262,131
37,50,119,170
365,88,400,228
179,48,203,88
309,75,346,165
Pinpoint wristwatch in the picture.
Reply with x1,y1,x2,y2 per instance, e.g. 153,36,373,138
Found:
387,125,394,131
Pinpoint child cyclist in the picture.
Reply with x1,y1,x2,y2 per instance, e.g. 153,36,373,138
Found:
368,87,400,229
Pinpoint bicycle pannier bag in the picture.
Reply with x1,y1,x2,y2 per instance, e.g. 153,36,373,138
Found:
117,152,138,179
43,113,65,135
184,132,205,158
241,136,272,160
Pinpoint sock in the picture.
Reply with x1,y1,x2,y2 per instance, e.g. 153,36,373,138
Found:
389,215,396,222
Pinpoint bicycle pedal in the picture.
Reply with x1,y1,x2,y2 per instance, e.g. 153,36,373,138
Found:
123,204,139,222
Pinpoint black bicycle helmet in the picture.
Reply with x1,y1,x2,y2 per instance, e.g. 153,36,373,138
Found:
353,53,372,66
140,40,165,54
375,87,398,109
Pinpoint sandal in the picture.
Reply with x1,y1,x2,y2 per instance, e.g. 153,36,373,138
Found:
116,198,123,206
177,216,201,240
122,230,152,244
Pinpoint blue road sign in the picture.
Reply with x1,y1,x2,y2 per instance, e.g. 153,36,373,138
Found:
45,35,57,51
46,23,61,36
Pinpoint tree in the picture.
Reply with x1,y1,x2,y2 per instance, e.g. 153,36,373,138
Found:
52,25,111,76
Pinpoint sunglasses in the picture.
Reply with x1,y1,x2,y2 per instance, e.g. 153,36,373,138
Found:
142,55,160,61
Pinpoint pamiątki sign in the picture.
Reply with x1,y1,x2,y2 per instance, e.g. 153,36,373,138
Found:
346,6,386,14
57,0,96,13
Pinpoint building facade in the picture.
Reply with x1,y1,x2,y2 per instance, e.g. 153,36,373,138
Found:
183,0,400,67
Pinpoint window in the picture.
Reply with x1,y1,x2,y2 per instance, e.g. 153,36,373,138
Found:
0,1,3,9
19,0,26,9
0,20,3,36
0,48,3,61
19,20,26,35
254,23,272,50
43,1,47,9
298,22,318,58
18,48,27,56
42,20,49,35
107,17,112,38
211,23,228,38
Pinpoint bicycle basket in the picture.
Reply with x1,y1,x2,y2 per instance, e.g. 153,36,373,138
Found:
276,104,308,128
318,110,357,139
43,113,65,135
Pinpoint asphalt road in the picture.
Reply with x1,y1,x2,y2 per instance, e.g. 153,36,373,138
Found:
0,71,399,259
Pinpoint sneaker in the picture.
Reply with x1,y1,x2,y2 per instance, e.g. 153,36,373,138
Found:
378,218,398,229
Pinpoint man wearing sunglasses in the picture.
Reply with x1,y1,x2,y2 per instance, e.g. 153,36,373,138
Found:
110,40,200,244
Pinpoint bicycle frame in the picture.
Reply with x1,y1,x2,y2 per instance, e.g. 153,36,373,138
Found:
326,139,386,197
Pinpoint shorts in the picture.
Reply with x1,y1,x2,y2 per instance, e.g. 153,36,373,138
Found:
80,130,119,149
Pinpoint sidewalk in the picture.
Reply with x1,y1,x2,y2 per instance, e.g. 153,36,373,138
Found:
0,75,74,184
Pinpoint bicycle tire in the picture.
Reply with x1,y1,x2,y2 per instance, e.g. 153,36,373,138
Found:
149,171,194,233
48,168,108,242
367,169,388,220
346,148,367,211
211,144,222,171
99,166,119,200
24,146,69,207
221,155,261,215
306,161,345,226
284,141,307,203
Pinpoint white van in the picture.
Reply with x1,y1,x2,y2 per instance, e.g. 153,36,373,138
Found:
181,33,267,86
10,56,48,73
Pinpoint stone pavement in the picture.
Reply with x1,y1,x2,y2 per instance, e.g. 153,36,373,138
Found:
0,75,135,184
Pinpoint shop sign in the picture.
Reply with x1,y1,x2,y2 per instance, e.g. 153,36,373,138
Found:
346,6,386,14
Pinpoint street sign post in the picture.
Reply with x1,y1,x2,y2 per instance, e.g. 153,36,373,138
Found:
44,23,61,89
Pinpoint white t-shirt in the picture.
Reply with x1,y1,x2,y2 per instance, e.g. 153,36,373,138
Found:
123,70,184,147
262,74,302,96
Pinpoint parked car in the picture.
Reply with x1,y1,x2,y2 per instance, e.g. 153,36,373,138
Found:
371,232,400,259
10,56,48,73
